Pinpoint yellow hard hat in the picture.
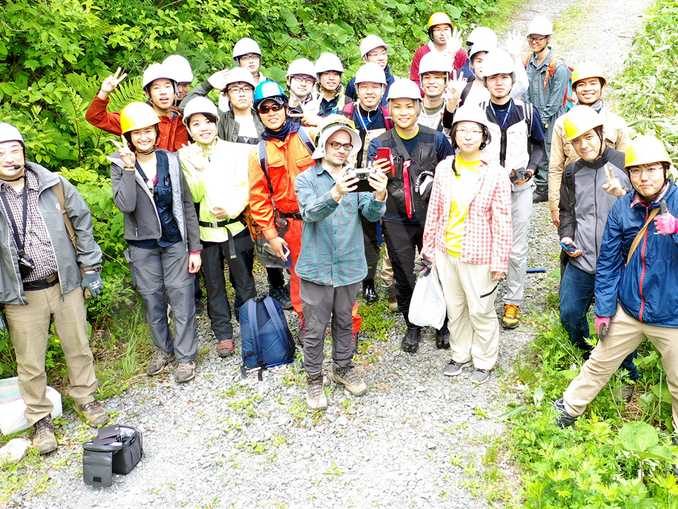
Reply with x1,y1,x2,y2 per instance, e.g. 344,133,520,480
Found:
571,63,607,88
562,105,603,142
427,12,453,30
120,102,160,134
624,135,672,168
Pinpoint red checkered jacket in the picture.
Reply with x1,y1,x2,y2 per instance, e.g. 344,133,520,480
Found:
421,157,512,273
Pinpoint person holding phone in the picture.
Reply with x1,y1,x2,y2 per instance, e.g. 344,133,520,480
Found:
295,117,387,409
109,102,202,384
557,106,638,379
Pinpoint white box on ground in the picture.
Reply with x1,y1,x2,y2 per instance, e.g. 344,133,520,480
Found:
0,377,62,435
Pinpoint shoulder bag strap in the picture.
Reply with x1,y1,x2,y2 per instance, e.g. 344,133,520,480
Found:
53,179,77,249
626,208,660,265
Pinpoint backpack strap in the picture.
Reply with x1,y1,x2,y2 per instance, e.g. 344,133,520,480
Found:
626,208,661,265
247,299,265,370
257,140,274,196
459,79,474,106
381,105,394,130
53,178,77,249
297,127,316,155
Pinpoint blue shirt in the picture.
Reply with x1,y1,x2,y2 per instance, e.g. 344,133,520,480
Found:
295,163,386,287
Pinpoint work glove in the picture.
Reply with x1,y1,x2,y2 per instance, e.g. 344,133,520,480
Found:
414,254,432,277
81,270,103,299
594,316,610,339
655,201,678,235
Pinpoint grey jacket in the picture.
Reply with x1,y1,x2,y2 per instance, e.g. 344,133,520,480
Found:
180,80,264,142
109,150,201,252
0,163,102,305
559,148,630,274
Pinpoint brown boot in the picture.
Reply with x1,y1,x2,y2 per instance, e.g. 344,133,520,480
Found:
216,339,235,358
78,400,109,428
32,416,57,455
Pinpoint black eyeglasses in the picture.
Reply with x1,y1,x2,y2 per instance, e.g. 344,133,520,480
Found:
258,103,284,114
327,141,353,152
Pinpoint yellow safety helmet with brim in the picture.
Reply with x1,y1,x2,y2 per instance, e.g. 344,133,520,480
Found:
625,135,672,168
562,105,603,142
571,63,607,88
427,12,453,30
120,102,160,134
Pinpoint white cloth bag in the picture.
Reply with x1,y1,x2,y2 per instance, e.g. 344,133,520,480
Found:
408,266,446,329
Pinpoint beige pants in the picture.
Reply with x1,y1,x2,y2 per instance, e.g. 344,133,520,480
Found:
564,306,678,429
379,246,394,287
5,285,97,426
435,252,500,370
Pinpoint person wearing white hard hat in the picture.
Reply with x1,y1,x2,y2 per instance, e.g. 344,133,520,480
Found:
232,37,266,84
525,14,570,203
417,52,456,134
179,96,257,358
85,62,189,151
419,106,512,384
459,26,498,79
163,54,194,102
345,35,398,105
0,123,109,454
548,63,631,227
341,62,394,304
480,49,546,331
369,79,454,353
295,116,387,410
286,58,317,123
410,12,469,88
307,52,346,118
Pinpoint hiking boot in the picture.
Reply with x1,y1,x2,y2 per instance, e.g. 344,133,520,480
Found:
331,366,367,396
362,279,378,303
147,349,174,376
270,286,292,310
470,368,491,385
435,328,450,349
32,416,57,455
554,399,578,428
216,338,235,358
533,186,548,203
443,359,469,377
401,326,421,353
501,304,521,329
387,286,398,313
78,400,109,428
306,374,328,410
175,362,196,383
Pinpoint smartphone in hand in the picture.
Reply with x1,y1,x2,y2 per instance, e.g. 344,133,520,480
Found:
375,147,395,176
560,241,578,254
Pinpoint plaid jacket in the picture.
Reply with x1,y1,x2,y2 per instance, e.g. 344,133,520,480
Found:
421,157,512,273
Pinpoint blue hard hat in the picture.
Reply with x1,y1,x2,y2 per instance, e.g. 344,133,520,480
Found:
253,79,287,107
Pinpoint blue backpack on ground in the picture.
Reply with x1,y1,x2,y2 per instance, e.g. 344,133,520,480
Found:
239,296,295,376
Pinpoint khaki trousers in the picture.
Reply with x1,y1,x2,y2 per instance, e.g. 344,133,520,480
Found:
5,285,97,426
564,306,678,429
435,252,500,370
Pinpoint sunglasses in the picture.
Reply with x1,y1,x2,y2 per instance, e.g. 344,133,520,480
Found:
258,103,284,114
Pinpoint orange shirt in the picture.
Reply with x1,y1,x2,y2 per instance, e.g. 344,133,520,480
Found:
248,132,315,240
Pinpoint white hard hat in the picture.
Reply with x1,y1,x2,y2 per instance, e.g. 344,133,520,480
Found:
482,49,514,78
315,52,344,75
312,115,361,160
182,96,219,127
0,122,24,145
232,38,262,59
359,35,388,58
466,26,497,47
418,52,452,77
209,67,257,91
387,79,421,101
527,15,553,36
469,41,496,61
451,105,490,130
162,54,193,83
286,58,316,80
354,63,386,86
142,63,175,89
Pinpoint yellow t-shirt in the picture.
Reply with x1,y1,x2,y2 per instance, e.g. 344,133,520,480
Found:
443,156,482,257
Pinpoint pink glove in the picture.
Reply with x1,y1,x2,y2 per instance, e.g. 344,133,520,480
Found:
655,213,678,235
595,316,611,338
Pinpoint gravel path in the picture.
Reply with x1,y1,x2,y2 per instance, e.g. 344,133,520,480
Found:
6,0,652,507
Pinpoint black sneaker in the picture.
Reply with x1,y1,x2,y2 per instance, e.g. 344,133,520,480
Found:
435,329,450,349
554,398,578,428
362,279,378,303
270,286,292,310
401,326,421,354
533,186,548,203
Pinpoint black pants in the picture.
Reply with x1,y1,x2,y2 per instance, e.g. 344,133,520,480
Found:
202,230,256,339
383,220,448,333
361,216,380,282
238,246,285,292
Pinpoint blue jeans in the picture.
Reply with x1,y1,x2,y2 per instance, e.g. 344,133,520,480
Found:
560,263,638,380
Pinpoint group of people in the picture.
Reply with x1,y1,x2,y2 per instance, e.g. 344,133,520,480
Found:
0,11,676,455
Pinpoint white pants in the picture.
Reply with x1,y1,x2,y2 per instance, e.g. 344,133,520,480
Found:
435,252,500,370
505,184,533,305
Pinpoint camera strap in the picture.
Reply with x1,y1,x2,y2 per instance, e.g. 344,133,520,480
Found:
0,176,29,255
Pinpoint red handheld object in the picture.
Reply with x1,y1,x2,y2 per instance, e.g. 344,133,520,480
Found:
376,147,395,176
402,161,414,219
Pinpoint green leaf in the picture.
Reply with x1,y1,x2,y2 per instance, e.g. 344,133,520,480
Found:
619,422,659,453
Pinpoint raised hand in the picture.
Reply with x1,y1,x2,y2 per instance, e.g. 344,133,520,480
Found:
445,73,468,111
113,135,135,169
332,169,359,200
504,30,524,57
601,165,626,197
99,67,127,98
448,28,462,54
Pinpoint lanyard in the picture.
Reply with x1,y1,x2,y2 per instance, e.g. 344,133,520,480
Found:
490,101,513,130
0,177,29,254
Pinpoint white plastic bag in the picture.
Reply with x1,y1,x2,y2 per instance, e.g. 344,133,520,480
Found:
408,266,446,329
0,377,62,435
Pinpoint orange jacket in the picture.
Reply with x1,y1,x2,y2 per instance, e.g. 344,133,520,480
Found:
248,132,315,240
85,96,189,152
